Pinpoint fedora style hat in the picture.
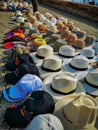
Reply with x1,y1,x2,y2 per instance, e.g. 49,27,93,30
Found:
80,47,97,63
37,55,62,79
54,93,98,130
58,45,79,60
30,45,53,64
43,72,85,102
4,90,55,128
82,68,98,96
3,74,43,102
24,114,64,130
63,55,93,80
5,63,39,84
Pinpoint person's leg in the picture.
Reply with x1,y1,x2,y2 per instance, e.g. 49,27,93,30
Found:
30,0,38,12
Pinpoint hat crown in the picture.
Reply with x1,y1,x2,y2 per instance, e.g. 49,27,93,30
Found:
85,68,98,86
64,94,98,128
59,45,75,56
37,45,53,57
80,47,95,58
71,55,89,69
42,56,62,71
52,72,77,93
17,74,43,93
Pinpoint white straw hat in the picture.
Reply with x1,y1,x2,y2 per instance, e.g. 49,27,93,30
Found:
82,68,98,96
63,55,94,80
30,45,53,64
43,72,85,102
54,93,98,130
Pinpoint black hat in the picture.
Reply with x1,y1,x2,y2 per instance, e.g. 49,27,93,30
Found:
5,53,35,71
4,90,55,128
5,63,39,84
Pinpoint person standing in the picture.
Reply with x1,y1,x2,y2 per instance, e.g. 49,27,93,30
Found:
30,0,38,12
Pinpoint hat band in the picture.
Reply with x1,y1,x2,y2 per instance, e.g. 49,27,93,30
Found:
69,63,88,71
5,88,22,101
41,66,61,72
58,53,74,58
87,56,94,59
36,54,45,59
85,78,98,88
50,85,76,95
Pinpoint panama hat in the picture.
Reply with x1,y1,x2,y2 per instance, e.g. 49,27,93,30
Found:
36,55,62,79
43,72,85,102
82,68,98,96
58,45,79,60
54,93,98,130
80,47,97,63
29,45,53,64
24,114,64,130
85,35,96,46
63,55,94,80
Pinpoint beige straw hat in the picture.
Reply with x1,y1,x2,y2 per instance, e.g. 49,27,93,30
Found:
54,93,98,130
43,72,85,102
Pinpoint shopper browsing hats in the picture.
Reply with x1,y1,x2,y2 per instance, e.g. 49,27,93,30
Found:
3,74,43,102
54,93,98,130
4,90,55,128
43,71,85,102
24,114,64,130
5,63,40,84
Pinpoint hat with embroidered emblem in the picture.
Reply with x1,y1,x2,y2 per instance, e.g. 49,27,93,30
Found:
4,90,55,128
3,74,43,102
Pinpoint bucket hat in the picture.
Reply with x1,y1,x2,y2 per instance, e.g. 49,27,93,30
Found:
54,93,98,130
3,74,43,102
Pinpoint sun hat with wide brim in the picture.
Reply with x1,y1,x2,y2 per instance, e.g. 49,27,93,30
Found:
36,56,63,80
62,55,94,80
54,93,98,130
43,72,85,102
81,68,98,96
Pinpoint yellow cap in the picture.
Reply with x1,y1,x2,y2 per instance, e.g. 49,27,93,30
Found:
31,33,42,39
34,38,46,46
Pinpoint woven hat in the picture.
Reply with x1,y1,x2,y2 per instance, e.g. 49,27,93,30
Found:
23,2,28,8
77,30,86,39
85,35,96,46
16,16,25,23
54,93,98,130
24,114,64,130
94,42,98,55
58,45,79,59
63,55,93,80
82,68,98,96
4,90,55,128
43,72,85,102
80,47,97,63
30,45,53,63
3,74,43,102
37,55,62,79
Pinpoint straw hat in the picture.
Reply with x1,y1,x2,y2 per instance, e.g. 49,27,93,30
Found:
73,39,86,49
54,93,98,130
80,47,97,63
30,45,53,63
36,55,62,79
43,72,85,102
94,42,98,55
77,30,86,40
63,55,94,80
58,45,79,59
23,2,28,8
82,68,98,96
85,35,96,46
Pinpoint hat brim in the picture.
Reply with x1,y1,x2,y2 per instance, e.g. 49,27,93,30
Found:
5,72,19,84
82,80,98,96
43,74,85,102
3,85,25,102
54,94,98,130
36,61,62,80
62,59,94,77
29,52,43,64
